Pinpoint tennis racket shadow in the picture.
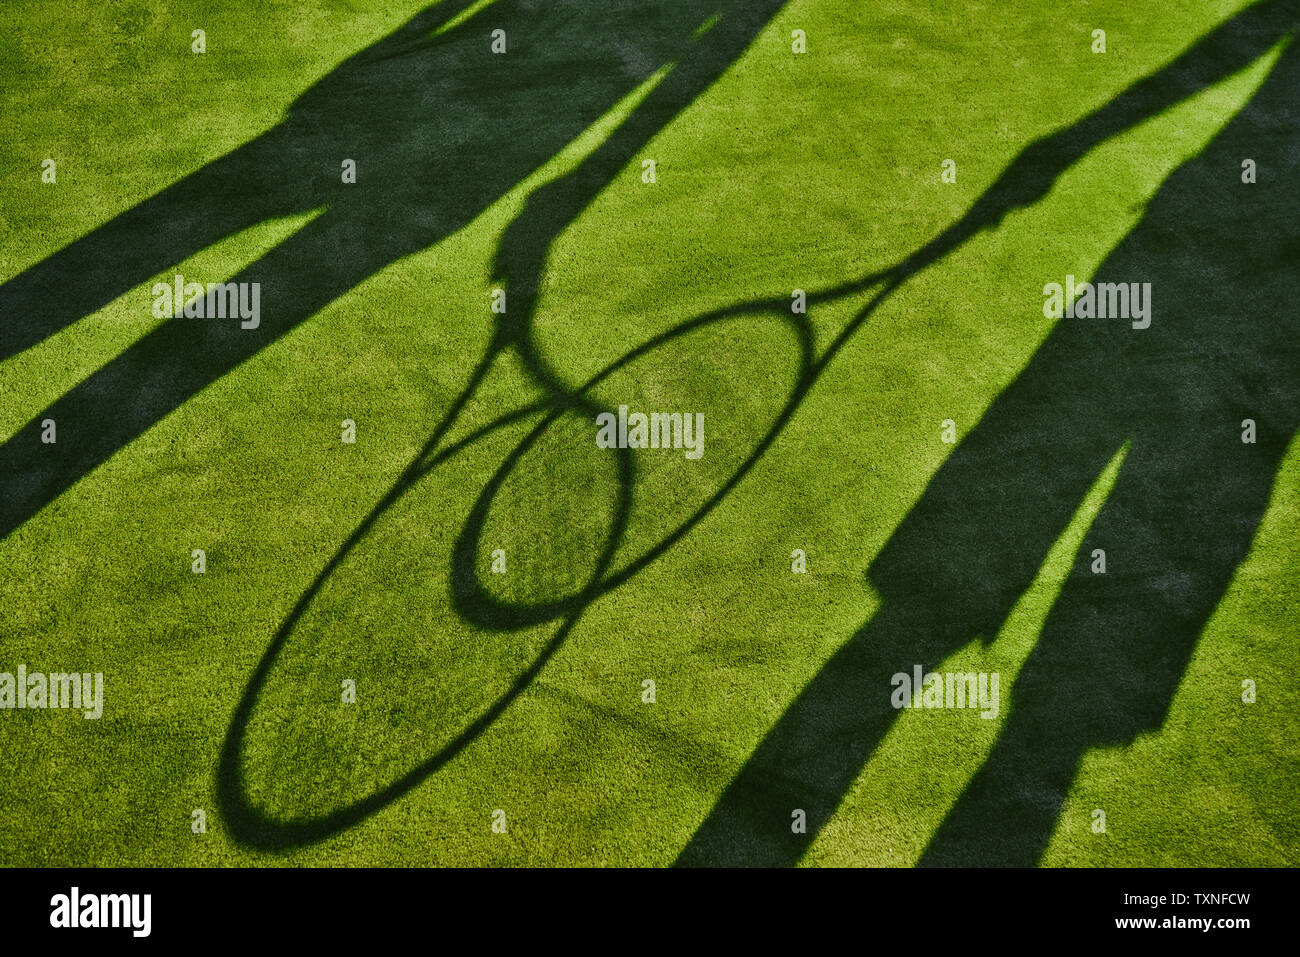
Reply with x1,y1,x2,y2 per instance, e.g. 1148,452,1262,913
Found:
215,287,838,850
212,0,812,851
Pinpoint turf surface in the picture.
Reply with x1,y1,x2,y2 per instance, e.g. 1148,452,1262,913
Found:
1,0,1297,866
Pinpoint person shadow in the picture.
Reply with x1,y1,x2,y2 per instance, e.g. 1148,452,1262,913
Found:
677,0,1299,866
0,0,788,540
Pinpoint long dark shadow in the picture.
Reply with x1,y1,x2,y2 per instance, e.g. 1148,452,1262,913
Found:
918,30,1299,866
677,0,1299,867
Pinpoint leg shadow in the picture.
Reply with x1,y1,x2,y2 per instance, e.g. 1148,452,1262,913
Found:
920,37,1300,866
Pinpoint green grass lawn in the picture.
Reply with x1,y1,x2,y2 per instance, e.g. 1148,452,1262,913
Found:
1,0,1296,866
